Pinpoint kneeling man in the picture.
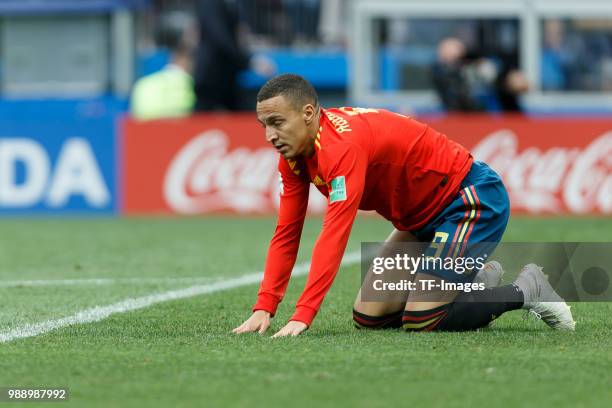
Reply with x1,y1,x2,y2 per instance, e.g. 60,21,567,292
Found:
233,74,575,338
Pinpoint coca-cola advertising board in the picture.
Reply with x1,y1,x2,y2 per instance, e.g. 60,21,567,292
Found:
122,114,327,215
122,114,611,215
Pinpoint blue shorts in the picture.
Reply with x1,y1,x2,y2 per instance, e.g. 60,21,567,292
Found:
411,161,510,283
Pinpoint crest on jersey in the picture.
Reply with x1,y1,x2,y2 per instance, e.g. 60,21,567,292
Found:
329,176,347,203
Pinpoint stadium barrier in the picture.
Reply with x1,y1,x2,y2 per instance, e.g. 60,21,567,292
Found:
122,114,611,216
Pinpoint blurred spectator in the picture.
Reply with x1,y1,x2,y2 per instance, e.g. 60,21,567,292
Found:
131,10,196,120
540,18,612,92
194,0,276,111
541,19,569,91
432,37,484,112
495,67,529,112
432,36,529,112
473,20,527,112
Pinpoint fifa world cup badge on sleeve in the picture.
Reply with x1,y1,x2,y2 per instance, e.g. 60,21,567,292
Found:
330,176,347,203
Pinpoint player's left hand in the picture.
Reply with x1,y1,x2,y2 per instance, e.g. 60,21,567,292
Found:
271,321,308,338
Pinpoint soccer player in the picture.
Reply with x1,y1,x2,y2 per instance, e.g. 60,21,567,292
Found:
233,74,575,338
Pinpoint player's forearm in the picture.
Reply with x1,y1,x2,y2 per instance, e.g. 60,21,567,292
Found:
291,250,346,325
290,222,354,326
253,221,304,315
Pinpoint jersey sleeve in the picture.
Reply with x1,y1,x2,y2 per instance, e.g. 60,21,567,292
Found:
291,143,367,326
252,157,309,316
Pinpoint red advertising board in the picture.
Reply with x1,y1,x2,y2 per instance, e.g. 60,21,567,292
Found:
122,114,611,215
122,114,327,215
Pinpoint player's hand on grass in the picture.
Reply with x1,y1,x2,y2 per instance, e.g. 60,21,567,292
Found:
271,321,308,338
232,310,271,335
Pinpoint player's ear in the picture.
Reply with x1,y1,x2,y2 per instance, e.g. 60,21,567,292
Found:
303,103,316,124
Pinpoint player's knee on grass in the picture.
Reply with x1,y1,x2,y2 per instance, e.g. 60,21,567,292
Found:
352,309,403,329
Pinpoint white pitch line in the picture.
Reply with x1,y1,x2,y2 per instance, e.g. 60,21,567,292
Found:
0,251,361,344
0,277,220,288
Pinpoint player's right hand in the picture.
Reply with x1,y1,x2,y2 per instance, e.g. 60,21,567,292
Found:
232,310,271,335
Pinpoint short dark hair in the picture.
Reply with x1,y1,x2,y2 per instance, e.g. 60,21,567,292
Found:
257,74,319,110
155,11,194,53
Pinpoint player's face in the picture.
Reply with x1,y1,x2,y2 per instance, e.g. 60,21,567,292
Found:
256,95,316,159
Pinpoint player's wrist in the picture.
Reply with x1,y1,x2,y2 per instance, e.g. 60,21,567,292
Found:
253,292,281,316
291,305,318,327
252,309,271,317
252,307,274,317
289,319,310,329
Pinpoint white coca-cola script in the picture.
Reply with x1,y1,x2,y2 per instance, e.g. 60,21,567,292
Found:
164,130,327,214
472,130,611,214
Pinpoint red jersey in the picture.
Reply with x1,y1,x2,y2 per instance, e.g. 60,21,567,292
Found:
253,107,473,326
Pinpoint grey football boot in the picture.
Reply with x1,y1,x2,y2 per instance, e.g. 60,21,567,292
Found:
514,264,576,331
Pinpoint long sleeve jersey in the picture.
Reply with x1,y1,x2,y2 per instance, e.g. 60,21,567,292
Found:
253,107,473,326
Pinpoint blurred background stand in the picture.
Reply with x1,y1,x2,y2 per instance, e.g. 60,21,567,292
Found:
0,0,147,99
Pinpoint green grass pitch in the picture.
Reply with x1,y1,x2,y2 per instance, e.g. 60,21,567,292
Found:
0,216,611,407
